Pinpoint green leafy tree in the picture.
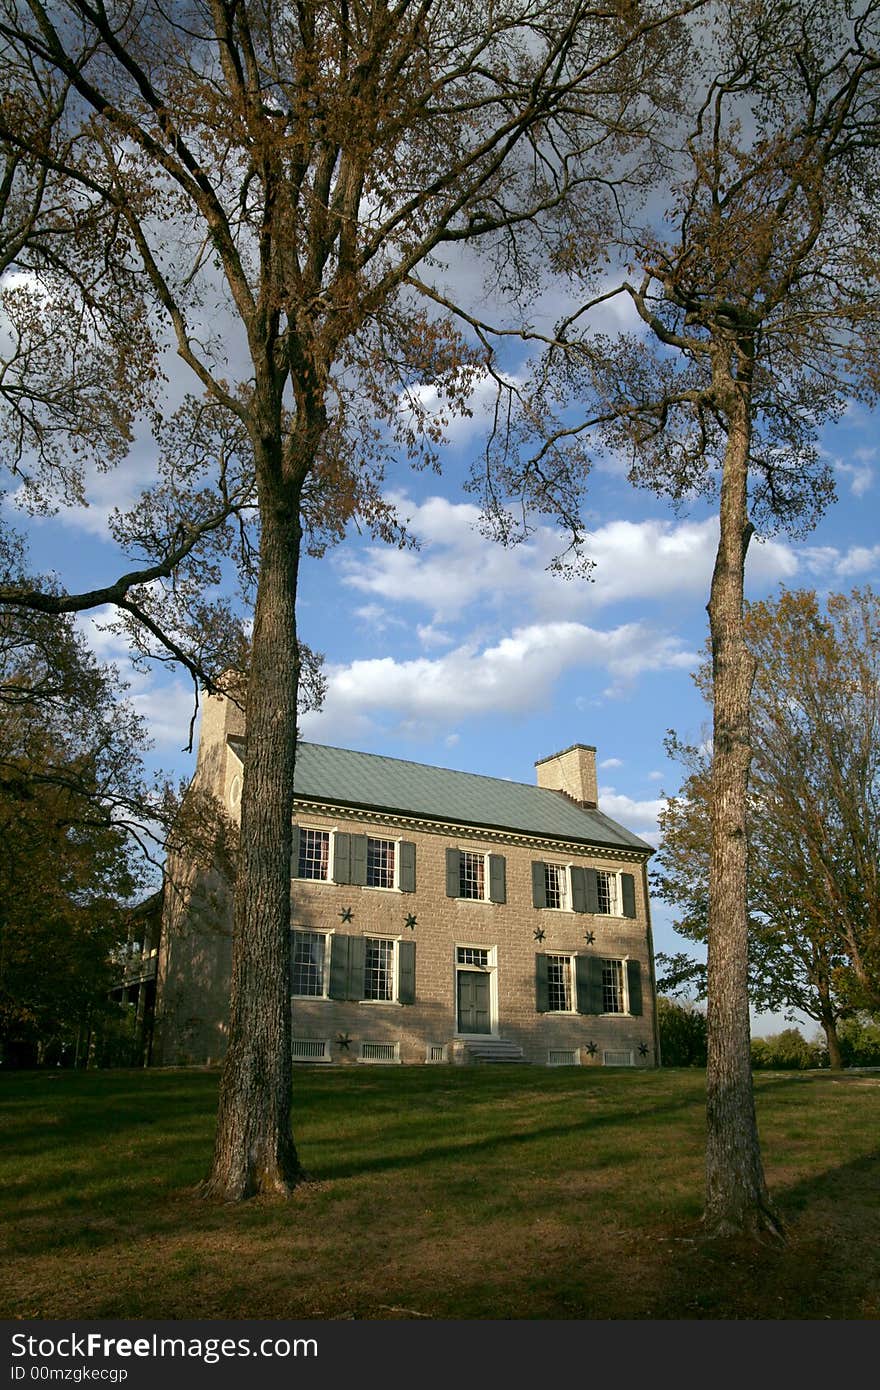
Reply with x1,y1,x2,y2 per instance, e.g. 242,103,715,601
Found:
655,588,880,1072
0,592,150,1064
657,995,708,1067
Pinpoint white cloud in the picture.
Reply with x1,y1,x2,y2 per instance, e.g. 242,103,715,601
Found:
339,497,800,623
600,756,623,769
800,543,880,579
417,623,455,649
300,618,696,742
834,545,880,577
836,458,874,497
597,787,666,835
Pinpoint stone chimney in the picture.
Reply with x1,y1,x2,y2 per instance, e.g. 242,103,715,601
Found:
195,678,247,779
535,743,598,809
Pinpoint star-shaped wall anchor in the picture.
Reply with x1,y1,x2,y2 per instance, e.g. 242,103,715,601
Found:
585,1041,598,1056
336,1032,352,1051
583,930,595,945
339,906,354,923
639,1043,649,1057
533,926,546,942
404,913,418,931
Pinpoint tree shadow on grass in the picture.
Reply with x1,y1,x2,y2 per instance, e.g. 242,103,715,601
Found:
632,1146,880,1320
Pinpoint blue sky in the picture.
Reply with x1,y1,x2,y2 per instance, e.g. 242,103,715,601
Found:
8,351,879,1040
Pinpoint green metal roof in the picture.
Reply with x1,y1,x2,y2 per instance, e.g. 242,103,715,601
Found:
230,737,652,854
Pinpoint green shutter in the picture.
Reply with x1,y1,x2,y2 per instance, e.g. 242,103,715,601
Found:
348,935,366,1001
576,955,604,1014
398,940,416,1004
399,841,416,893
488,854,506,904
535,954,549,1013
328,934,350,1000
626,959,643,1016
446,848,461,897
570,866,587,913
532,861,547,909
585,868,600,914
622,873,636,918
291,826,300,878
351,834,368,886
333,832,351,884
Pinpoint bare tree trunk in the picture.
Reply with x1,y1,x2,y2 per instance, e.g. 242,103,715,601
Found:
822,1017,844,1070
704,361,783,1241
202,471,303,1199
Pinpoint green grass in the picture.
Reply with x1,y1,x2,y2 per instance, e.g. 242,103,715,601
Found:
1,1065,878,1319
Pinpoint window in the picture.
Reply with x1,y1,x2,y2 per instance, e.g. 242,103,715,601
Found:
332,834,416,891
459,850,485,900
544,864,568,910
596,870,620,916
328,935,417,1005
364,937,395,1001
296,827,330,881
457,946,490,968
291,930,328,997
546,954,574,1012
366,837,396,889
532,862,637,917
446,849,506,903
602,958,626,1014
536,954,642,1017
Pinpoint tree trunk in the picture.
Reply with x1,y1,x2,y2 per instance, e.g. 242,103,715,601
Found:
202,476,304,1200
704,363,783,1241
823,1017,844,1070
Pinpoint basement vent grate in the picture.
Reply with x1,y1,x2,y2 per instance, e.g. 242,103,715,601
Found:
426,1044,448,1064
291,1038,331,1063
359,1041,400,1064
547,1049,580,1067
603,1050,635,1067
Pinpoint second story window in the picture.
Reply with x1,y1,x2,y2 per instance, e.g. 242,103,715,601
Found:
366,837,396,889
446,848,506,904
296,828,330,881
459,850,485,900
596,870,620,916
543,863,568,911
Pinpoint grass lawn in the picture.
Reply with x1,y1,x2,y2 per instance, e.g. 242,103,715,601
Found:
1,1064,878,1320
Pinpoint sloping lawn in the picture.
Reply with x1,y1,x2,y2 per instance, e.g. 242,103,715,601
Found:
1,1065,878,1319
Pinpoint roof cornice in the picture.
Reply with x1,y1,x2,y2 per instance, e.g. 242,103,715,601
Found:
292,795,652,863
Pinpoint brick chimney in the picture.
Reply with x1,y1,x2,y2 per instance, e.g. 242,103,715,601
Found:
535,743,598,808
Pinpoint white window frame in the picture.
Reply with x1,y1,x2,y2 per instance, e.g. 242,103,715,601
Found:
458,849,491,901
294,826,334,882
595,869,622,917
290,928,331,999
360,935,400,1004
541,862,571,912
600,956,630,1016
364,834,401,891
545,953,576,1014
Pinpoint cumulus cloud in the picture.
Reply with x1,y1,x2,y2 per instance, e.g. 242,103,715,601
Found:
800,543,880,580
338,495,800,623
836,457,874,497
600,756,623,769
597,787,666,836
300,618,696,742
